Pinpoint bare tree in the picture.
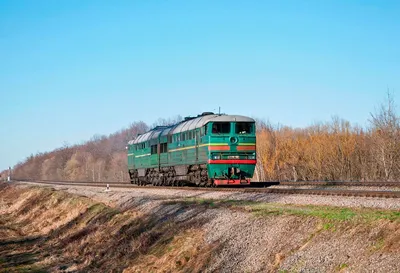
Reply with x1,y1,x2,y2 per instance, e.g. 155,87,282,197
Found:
150,115,183,129
369,91,400,181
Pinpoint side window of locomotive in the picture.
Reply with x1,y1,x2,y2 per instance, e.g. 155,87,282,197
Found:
160,143,168,153
212,122,230,134
236,122,254,134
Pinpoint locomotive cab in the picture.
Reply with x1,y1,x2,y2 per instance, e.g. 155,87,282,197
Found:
206,120,256,185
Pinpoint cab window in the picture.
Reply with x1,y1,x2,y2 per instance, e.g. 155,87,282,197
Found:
212,122,230,134
236,122,254,134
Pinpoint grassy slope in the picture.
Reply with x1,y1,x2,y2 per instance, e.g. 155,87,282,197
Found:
1,184,399,272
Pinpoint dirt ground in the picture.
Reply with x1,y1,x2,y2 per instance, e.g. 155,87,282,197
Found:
1,183,399,272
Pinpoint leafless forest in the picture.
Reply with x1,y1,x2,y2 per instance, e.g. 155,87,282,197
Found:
4,94,400,182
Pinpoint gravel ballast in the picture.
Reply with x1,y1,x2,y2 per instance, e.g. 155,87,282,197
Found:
21,182,400,210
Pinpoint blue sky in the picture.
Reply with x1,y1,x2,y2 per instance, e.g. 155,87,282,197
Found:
1,0,399,170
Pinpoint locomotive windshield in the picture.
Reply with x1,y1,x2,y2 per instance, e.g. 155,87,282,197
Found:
235,122,254,134
212,122,230,134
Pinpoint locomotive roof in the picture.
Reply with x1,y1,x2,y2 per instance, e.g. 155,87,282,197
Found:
128,114,254,144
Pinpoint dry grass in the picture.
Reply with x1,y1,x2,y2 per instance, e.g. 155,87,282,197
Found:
123,229,217,273
0,185,214,272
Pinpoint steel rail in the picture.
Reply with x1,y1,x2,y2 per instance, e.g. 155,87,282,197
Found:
12,178,400,187
279,181,400,187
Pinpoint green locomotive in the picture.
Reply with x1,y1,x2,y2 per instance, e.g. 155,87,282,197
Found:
127,112,256,186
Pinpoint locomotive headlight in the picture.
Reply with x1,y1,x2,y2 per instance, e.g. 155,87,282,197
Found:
212,155,221,160
248,153,256,160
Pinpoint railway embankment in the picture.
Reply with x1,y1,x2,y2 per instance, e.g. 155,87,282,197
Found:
1,183,399,272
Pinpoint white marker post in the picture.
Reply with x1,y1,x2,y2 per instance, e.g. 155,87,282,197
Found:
7,167,11,182
105,184,110,192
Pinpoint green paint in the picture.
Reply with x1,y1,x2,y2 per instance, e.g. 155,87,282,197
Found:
127,119,256,182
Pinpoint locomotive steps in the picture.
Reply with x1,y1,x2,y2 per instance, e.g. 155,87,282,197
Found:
1,182,399,272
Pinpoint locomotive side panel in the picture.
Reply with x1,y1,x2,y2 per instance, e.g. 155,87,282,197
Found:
127,112,256,186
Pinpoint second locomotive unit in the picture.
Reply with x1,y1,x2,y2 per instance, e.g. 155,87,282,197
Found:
127,112,256,186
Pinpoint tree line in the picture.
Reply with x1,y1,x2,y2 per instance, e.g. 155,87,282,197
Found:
5,94,400,182
255,93,400,182
9,121,148,182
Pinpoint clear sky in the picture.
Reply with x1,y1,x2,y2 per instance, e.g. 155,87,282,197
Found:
1,0,399,170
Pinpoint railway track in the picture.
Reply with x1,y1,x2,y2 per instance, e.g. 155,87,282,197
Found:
279,181,400,187
13,179,400,187
15,180,400,199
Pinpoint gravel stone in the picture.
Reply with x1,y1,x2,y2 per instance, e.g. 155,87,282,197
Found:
28,183,400,210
